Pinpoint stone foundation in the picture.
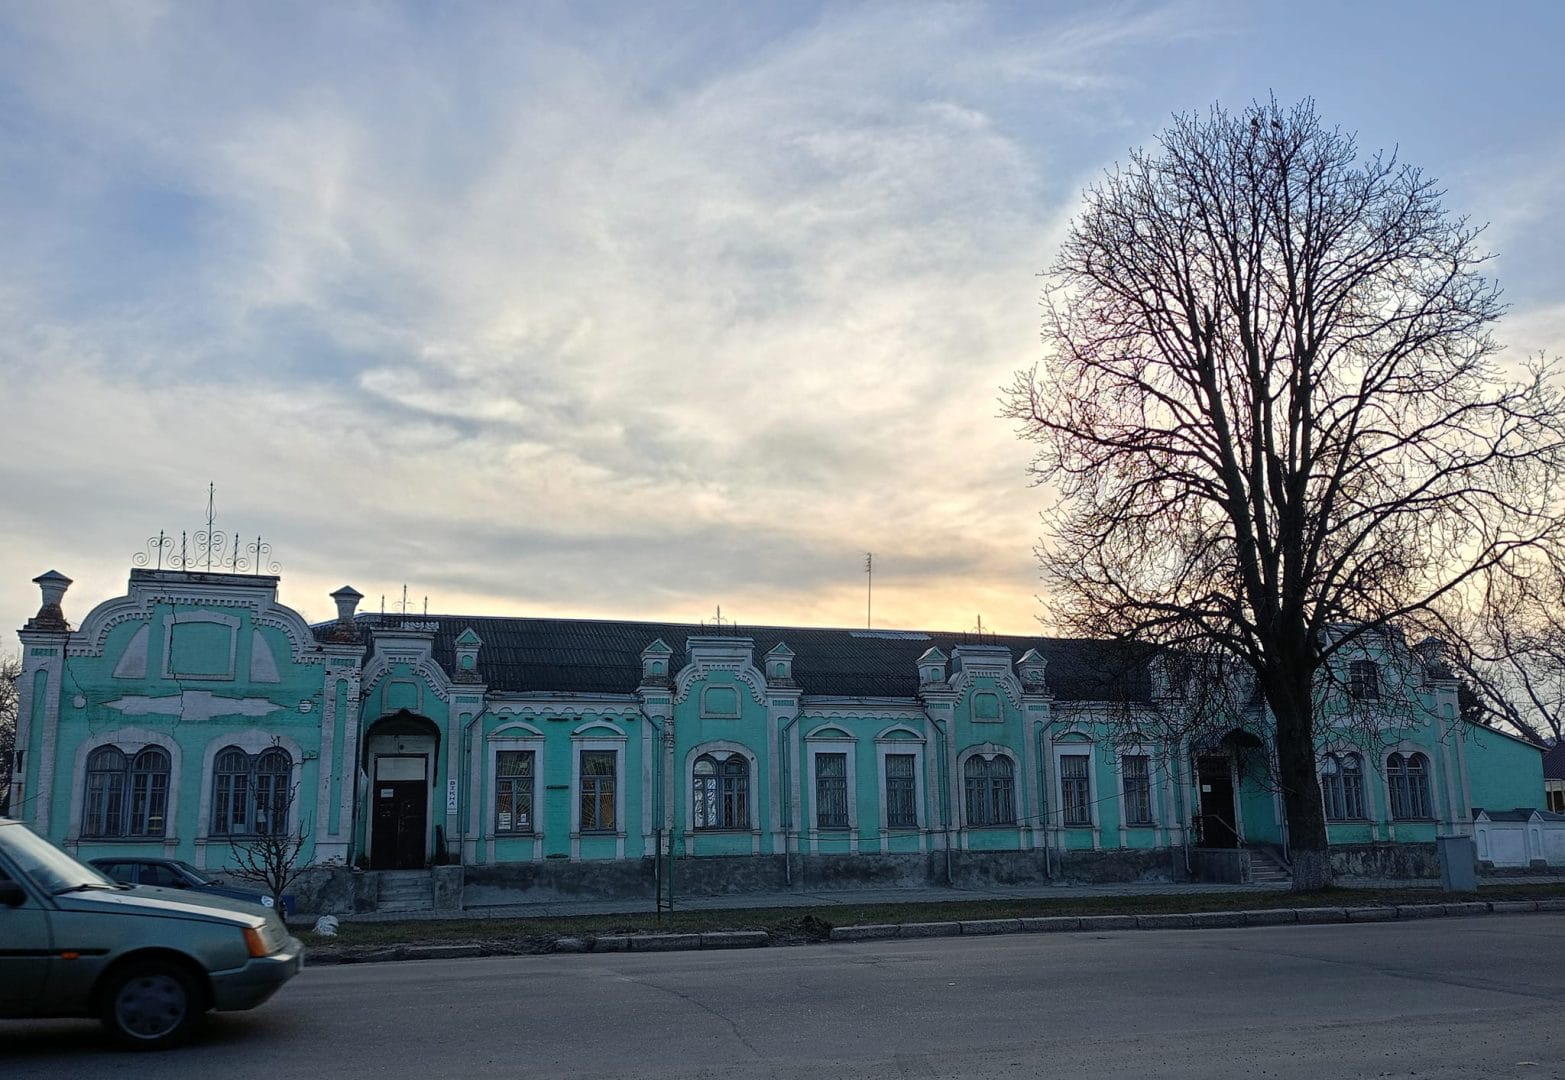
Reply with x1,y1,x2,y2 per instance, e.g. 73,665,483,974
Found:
1330,842,1440,879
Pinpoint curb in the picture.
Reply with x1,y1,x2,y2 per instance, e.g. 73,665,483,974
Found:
825,899,1557,943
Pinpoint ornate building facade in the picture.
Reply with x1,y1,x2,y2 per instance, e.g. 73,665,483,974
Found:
9,565,1551,899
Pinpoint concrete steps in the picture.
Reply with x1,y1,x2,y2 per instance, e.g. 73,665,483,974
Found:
1246,851,1293,885
377,871,433,913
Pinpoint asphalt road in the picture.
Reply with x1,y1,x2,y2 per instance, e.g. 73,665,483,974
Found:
4,915,1564,1079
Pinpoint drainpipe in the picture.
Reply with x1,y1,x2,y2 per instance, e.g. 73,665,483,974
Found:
928,712,953,885
639,708,665,908
456,704,489,864
779,714,800,886
1176,736,1192,878
1035,719,1054,881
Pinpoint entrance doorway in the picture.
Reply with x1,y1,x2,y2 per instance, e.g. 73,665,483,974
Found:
1195,755,1239,848
371,755,428,870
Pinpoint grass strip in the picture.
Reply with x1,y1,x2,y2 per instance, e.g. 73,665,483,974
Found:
302,881,1565,949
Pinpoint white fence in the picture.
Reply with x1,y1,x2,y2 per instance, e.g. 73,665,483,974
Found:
1473,809,1565,867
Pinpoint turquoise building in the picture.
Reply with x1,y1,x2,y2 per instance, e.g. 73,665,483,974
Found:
9,565,1553,900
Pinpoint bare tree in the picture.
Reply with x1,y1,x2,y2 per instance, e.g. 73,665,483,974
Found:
1456,567,1565,745
1004,98,1565,889
0,653,19,816
226,788,311,912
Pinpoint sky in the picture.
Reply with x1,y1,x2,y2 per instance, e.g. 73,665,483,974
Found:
2,0,1564,645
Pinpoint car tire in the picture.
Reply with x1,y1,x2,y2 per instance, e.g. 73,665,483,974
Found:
100,959,204,1050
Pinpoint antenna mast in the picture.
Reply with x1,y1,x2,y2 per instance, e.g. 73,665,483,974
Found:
864,552,873,628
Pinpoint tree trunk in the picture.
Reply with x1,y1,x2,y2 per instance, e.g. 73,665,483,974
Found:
1269,683,1334,891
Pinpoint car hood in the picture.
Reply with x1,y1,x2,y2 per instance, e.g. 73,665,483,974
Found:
57,884,268,926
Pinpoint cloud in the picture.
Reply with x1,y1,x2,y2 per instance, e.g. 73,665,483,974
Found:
0,2,1221,642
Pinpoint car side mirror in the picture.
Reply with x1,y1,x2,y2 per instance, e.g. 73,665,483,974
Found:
0,880,27,907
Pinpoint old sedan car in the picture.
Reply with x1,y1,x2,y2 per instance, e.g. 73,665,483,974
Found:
0,818,303,1049
89,856,294,914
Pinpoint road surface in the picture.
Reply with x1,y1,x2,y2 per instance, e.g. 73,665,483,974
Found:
3,914,1563,1078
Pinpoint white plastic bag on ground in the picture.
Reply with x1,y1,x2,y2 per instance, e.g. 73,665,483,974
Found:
313,915,339,937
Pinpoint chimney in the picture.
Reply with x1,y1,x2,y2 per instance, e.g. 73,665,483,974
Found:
26,570,72,631
323,586,364,644
331,586,363,624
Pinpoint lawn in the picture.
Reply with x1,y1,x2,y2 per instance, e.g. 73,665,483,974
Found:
300,881,1565,953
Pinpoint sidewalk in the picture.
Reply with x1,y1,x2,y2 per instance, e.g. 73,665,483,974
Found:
327,872,1565,924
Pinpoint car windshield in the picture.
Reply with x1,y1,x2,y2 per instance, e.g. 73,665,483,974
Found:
0,822,117,894
174,861,214,884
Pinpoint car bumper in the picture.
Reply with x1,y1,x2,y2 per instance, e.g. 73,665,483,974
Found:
208,937,305,1011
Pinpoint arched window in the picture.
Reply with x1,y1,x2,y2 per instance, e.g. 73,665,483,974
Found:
1387,752,1432,820
1320,752,1366,820
211,745,293,836
82,745,169,838
693,753,749,830
964,755,1016,827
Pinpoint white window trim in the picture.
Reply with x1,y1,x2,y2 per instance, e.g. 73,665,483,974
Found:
874,728,927,837
682,740,762,854
194,730,305,852
569,724,628,860
955,743,1020,831
1052,740,1097,830
488,724,546,855
1384,743,1440,825
1115,744,1158,830
805,730,858,850
66,728,183,851
1316,749,1369,823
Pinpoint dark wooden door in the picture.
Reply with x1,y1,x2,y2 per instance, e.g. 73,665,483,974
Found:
372,779,427,869
1196,755,1239,848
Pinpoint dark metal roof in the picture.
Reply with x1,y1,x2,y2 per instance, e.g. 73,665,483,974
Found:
1544,741,1565,781
334,613,1154,702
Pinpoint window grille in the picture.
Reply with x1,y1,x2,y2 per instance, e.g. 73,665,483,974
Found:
580,750,617,831
885,753,917,828
495,750,535,834
1060,753,1092,827
1121,754,1153,825
815,753,849,829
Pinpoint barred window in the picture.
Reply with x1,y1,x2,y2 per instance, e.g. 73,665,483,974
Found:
1121,754,1153,826
964,755,1016,827
1320,752,1366,821
693,753,750,829
1060,753,1092,827
1387,752,1431,820
580,750,617,832
211,746,291,836
495,750,535,834
885,753,917,828
815,753,849,829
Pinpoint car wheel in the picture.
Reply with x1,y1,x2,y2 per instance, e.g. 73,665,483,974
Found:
100,960,204,1050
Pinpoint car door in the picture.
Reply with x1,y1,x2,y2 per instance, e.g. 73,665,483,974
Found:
0,861,54,1018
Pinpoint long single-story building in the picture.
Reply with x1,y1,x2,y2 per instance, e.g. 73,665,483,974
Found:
9,565,1554,907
